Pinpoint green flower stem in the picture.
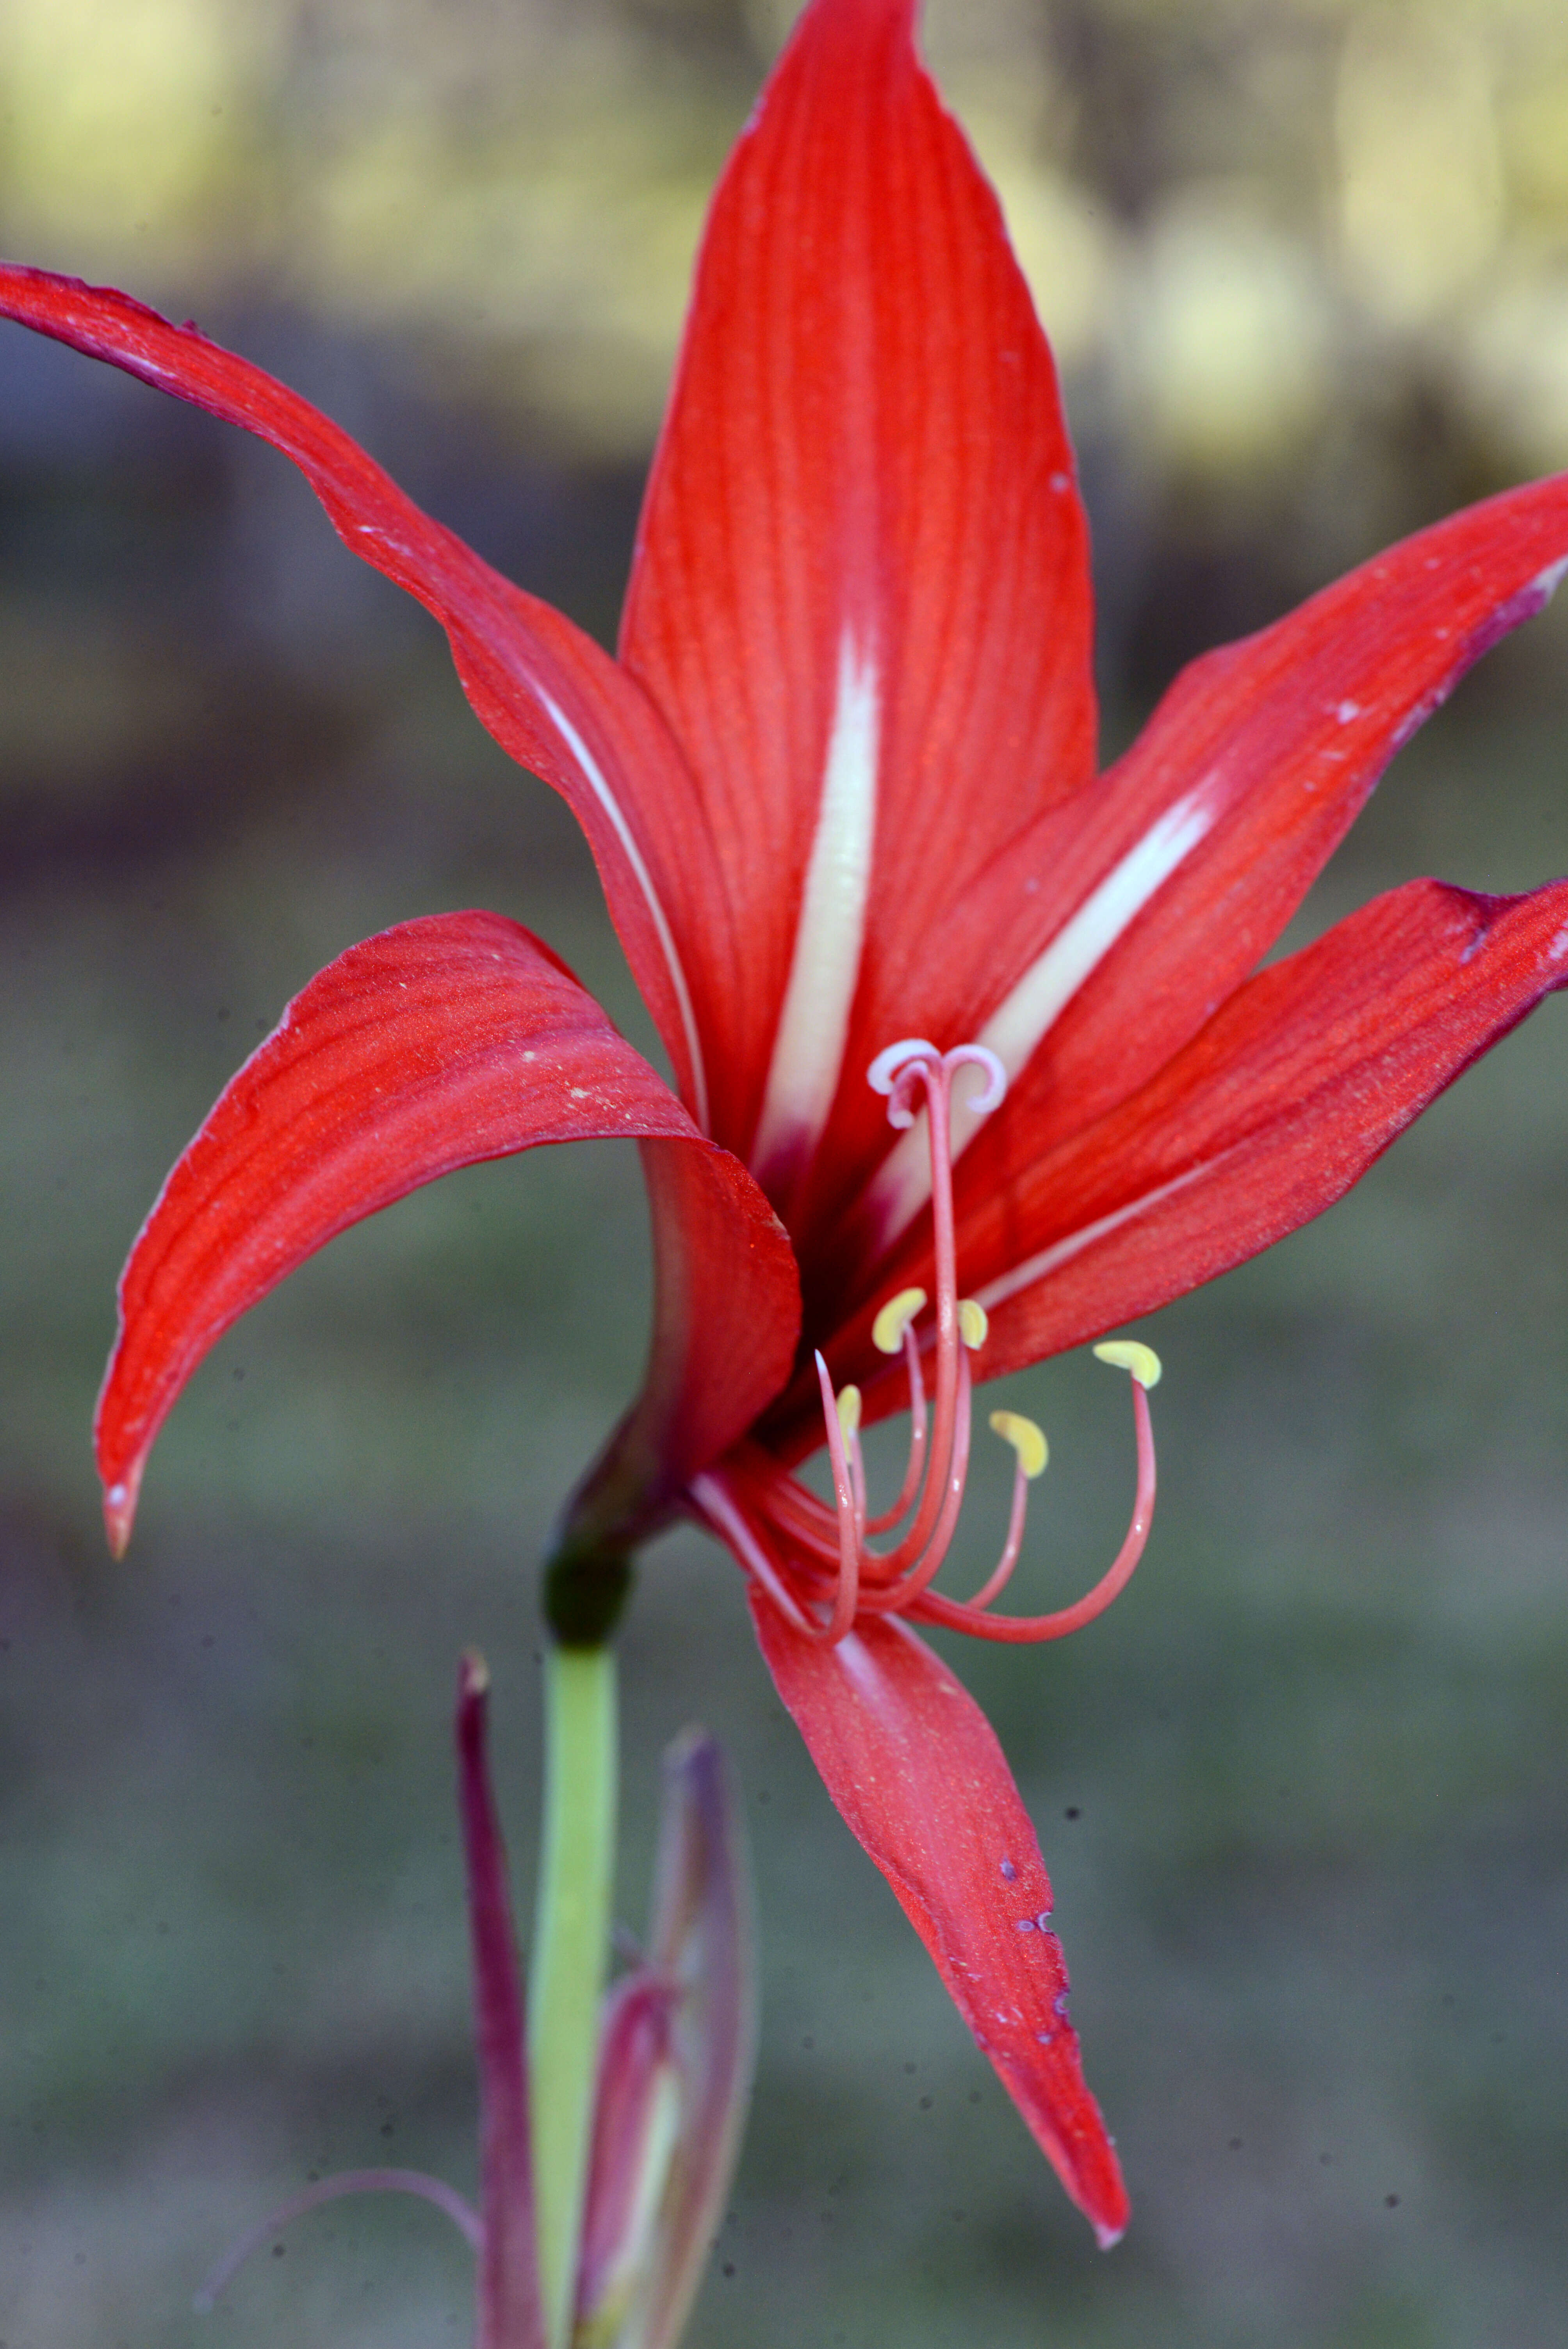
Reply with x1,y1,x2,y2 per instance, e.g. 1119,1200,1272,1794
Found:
529,1637,618,2349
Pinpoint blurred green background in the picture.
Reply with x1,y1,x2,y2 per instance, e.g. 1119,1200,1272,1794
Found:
3,2,1567,2345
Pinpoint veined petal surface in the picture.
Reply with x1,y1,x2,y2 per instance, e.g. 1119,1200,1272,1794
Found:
0,265,732,1126
748,1595,1129,2246
956,875,1568,1384
902,477,1568,1256
95,913,798,1551
622,0,1095,1187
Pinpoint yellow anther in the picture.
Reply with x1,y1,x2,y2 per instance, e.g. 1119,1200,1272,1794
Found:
958,1297,989,1351
836,1384,862,1440
989,1409,1048,1479
873,1287,927,1354
1093,1339,1162,1390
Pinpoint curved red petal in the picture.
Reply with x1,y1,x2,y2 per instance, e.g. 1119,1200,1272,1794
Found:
747,1594,1129,2246
939,475,1568,1205
561,1135,802,1559
957,874,1568,1382
94,911,797,1552
0,265,735,1128
622,0,1094,1185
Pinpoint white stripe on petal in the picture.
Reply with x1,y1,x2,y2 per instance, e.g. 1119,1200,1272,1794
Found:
971,1163,1211,1317
538,688,709,1134
751,635,879,1191
867,784,1217,1245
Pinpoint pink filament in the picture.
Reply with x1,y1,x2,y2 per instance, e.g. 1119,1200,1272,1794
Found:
705,1043,1159,1650
910,1377,1156,1643
863,1319,927,1533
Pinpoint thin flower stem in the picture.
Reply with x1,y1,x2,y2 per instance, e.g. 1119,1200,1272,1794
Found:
529,1640,618,2349
192,2170,482,2314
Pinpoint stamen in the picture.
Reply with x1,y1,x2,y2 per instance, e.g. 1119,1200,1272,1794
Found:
863,1310,928,1534
957,1412,1049,1613
689,1470,820,1638
836,1382,868,1521
856,1340,975,1615
873,1286,927,1354
719,1044,1160,1662
989,1410,1048,1480
912,1360,1158,1642
813,1350,862,1644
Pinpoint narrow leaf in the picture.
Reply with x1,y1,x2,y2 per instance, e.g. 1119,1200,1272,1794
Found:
458,1651,546,2349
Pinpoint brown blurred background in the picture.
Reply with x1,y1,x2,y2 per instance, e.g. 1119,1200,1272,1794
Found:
2,4,1567,2345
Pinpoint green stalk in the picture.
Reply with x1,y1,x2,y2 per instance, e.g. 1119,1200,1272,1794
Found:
529,1638,618,2349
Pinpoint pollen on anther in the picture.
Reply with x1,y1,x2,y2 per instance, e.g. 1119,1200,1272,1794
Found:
873,1287,927,1354
836,1384,862,1440
1093,1338,1162,1389
989,1410,1048,1479
958,1299,989,1351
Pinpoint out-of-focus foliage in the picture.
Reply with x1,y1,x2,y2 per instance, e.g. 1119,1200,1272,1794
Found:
4,0,1568,478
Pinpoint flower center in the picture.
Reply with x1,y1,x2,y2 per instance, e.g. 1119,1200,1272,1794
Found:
691,1042,1161,1647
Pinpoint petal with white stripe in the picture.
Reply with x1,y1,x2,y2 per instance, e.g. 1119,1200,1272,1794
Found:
751,636,879,1201
867,787,1217,1245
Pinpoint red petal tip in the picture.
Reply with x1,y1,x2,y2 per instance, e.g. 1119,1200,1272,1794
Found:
102,1470,139,1559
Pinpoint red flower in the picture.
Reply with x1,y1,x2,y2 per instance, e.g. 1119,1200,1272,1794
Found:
6,0,1568,2249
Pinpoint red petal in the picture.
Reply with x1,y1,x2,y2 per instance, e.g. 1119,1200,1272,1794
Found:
0,265,737,1129
747,1595,1129,2245
621,0,1094,1182
457,1654,547,2349
957,874,1568,1381
94,911,798,1551
943,475,1568,1193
